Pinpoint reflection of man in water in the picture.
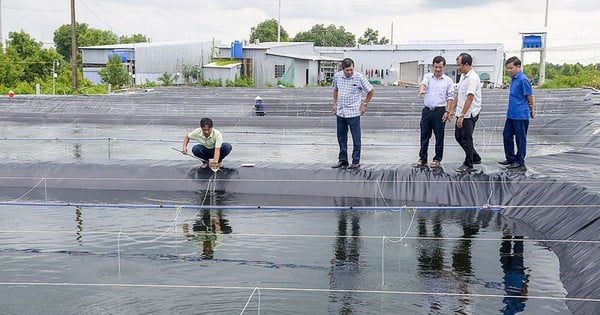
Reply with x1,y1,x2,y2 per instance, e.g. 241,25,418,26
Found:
500,235,529,314
329,210,361,314
417,215,446,312
182,209,232,259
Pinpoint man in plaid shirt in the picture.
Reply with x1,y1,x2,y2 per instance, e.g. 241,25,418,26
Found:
331,58,375,169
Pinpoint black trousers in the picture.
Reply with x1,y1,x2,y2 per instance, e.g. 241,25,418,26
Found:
419,107,446,162
454,115,481,168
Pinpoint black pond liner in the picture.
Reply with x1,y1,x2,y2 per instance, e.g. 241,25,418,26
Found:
0,86,599,314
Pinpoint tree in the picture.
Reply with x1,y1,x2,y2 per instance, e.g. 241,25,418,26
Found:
358,28,389,45
119,33,149,44
53,23,119,61
97,53,129,88
0,52,24,87
293,24,355,47
6,30,63,82
250,18,289,43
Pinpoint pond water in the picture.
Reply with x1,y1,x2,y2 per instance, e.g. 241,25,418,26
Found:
0,192,571,314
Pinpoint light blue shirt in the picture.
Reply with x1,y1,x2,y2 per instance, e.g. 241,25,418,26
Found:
421,73,455,108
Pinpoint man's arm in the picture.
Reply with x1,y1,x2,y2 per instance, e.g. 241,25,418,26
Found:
456,94,474,128
361,88,374,114
528,95,536,119
332,89,338,114
212,147,221,165
418,83,426,98
181,135,190,155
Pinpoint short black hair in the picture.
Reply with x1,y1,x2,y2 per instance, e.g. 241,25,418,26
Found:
457,53,473,66
200,117,213,128
341,58,354,69
432,55,446,66
505,56,522,67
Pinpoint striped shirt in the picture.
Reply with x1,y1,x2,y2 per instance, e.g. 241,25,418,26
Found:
332,71,374,118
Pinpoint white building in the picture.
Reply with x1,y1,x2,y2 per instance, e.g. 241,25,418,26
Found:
80,41,216,85
214,41,341,87
317,41,505,87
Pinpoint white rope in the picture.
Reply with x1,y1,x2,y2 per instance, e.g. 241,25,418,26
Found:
11,177,46,202
0,281,597,303
239,287,261,315
117,206,183,273
381,207,418,286
1,230,599,244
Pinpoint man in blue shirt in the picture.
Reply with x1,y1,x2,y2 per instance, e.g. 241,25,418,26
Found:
331,58,375,169
499,57,535,171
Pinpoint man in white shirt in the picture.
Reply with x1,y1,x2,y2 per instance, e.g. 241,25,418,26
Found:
447,53,482,173
414,56,455,168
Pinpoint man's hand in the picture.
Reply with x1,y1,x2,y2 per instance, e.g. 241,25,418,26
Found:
181,147,188,155
456,116,464,128
332,105,337,115
418,90,426,98
442,111,453,122
209,161,221,169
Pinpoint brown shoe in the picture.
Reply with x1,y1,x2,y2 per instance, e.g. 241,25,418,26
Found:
412,160,425,167
429,160,441,168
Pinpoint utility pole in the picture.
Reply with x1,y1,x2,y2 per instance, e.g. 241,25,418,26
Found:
539,0,549,85
277,0,281,42
70,0,78,91
0,0,4,53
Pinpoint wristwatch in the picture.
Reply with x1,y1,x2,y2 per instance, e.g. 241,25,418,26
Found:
361,102,368,107
456,113,464,118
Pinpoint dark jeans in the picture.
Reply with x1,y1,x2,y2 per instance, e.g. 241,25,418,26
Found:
336,115,361,164
419,107,446,162
192,143,232,162
454,115,481,168
503,118,529,165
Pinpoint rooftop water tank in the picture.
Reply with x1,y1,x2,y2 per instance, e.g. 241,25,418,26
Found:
522,35,543,49
107,51,128,63
231,40,243,59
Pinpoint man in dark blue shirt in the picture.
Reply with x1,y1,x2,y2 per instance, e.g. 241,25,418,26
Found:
499,57,535,171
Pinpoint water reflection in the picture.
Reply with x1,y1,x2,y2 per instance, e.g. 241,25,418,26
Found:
183,191,233,259
417,215,445,312
182,209,232,259
72,143,82,159
329,209,361,314
452,214,480,314
416,210,495,313
329,197,370,315
500,235,529,315
75,206,83,245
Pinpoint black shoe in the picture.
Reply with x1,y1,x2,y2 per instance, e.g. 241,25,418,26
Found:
332,161,349,169
505,162,522,169
506,163,527,171
510,165,527,172
348,163,361,169
455,164,475,173
498,160,512,166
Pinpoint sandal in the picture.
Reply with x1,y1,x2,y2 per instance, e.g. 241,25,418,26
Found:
412,160,425,167
430,160,441,168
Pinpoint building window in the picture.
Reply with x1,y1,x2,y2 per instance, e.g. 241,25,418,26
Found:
275,65,285,78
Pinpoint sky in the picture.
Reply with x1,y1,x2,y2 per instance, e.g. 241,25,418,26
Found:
2,0,600,64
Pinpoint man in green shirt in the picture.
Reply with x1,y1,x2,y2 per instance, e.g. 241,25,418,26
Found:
182,117,232,168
